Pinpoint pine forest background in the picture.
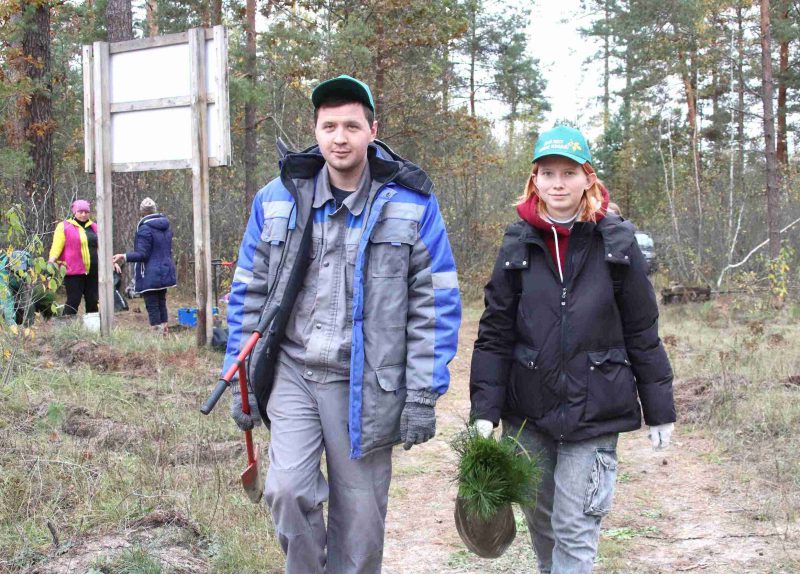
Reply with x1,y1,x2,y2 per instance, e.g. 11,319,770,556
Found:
2,0,800,300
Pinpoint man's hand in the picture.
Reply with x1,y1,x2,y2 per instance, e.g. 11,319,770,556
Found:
230,390,262,431
400,402,436,450
474,419,494,439
648,423,674,450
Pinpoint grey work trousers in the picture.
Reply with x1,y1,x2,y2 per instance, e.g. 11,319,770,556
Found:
504,421,619,574
265,354,393,574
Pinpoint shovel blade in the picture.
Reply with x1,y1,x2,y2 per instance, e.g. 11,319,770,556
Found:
241,444,263,504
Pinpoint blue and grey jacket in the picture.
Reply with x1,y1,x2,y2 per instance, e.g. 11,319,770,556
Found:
222,140,462,459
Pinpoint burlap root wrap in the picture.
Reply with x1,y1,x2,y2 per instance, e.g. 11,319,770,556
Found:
454,496,516,558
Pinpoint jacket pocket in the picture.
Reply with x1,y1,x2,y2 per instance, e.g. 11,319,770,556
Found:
583,448,618,517
346,243,358,265
509,344,546,419
364,364,407,449
158,262,172,284
261,218,289,286
513,343,540,370
345,243,358,300
368,219,416,278
584,348,637,423
309,237,321,260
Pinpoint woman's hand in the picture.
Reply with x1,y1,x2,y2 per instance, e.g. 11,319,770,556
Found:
474,419,495,439
648,423,674,450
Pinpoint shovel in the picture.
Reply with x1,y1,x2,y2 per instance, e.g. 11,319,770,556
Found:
237,362,263,503
199,342,264,503
200,307,281,503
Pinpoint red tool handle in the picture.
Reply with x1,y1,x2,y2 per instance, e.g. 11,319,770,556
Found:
239,363,257,466
200,330,263,415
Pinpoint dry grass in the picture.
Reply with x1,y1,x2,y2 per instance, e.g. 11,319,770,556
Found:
1,293,798,572
660,296,800,522
0,311,284,573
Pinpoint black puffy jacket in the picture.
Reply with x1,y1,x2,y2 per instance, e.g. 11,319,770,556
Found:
470,214,675,442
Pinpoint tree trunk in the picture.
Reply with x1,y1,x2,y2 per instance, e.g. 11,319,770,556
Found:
759,0,780,260
776,1,789,165
678,47,703,274
199,2,210,27
468,4,477,117
507,101,516,152
211,0,223,26
736,4,745,201
20,1,55,235
106,0,139,254
145,0,159,37
602,0,610,132
243,0,258,211
373,17,386,121
442,42,450,113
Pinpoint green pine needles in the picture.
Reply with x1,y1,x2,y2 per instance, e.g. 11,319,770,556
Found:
452,423,541,521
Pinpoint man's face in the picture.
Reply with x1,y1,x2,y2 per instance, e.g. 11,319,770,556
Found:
314,102,377,181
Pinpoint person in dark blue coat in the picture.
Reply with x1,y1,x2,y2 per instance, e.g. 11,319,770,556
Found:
113,198,177,332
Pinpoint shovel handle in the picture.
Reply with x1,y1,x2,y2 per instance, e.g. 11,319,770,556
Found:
239,363,258,466
199,330,264,415
200,379,228,415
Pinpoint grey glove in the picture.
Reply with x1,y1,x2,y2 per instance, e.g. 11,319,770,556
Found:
400,402,436,450
230,388,262,431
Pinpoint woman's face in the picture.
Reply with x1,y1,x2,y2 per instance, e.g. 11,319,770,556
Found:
533,156,595,220
74,209,90,223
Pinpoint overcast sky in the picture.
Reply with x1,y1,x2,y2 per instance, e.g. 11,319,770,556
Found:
526,0,609,138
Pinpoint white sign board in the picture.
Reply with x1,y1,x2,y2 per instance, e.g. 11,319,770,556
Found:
84,26,230,172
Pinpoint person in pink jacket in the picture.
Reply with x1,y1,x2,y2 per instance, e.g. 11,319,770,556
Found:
48,199,99,316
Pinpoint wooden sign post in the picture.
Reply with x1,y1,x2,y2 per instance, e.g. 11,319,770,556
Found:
83,26,230,345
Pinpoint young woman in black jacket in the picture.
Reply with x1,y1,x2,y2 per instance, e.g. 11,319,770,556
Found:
470,125,676,573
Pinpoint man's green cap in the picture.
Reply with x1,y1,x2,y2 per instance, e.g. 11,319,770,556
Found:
532,125,592,166
312,74,375,112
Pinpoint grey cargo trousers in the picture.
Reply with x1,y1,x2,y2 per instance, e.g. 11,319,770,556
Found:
265,353,393,574
505,421,619,574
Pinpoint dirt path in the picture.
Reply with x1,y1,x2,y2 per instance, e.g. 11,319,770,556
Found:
381,320,799,574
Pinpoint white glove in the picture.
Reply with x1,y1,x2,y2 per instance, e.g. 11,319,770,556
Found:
475,419,494,439
648,423,674,450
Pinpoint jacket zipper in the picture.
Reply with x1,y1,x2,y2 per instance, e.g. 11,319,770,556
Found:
558,285,567,441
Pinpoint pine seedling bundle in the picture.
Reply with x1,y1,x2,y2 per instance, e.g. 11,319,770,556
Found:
451,423,541,521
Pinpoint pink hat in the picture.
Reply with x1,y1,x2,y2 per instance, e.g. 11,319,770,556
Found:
71,199,90,214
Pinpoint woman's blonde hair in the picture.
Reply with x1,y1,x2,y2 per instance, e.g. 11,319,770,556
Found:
518,161,606,223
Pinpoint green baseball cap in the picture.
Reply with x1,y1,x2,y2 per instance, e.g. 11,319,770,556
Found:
532,125,592,166
312,74,375,112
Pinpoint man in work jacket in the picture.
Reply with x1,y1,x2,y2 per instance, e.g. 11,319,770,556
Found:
221,75,461,573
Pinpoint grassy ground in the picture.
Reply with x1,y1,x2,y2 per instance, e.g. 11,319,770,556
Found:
1,293,799,572
0,303,283,573
659,296,800,523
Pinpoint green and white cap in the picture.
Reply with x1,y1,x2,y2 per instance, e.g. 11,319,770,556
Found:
532,125,592,166
312,74,375,112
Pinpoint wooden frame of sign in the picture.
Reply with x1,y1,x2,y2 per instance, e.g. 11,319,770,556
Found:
83,26,230,345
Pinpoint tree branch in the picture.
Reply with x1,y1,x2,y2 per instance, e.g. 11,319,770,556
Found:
716,216,800,286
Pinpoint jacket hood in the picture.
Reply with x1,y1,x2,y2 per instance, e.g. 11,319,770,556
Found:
595,212,638,266
139,214,170,231
276,138,433,196
516,184,611,235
